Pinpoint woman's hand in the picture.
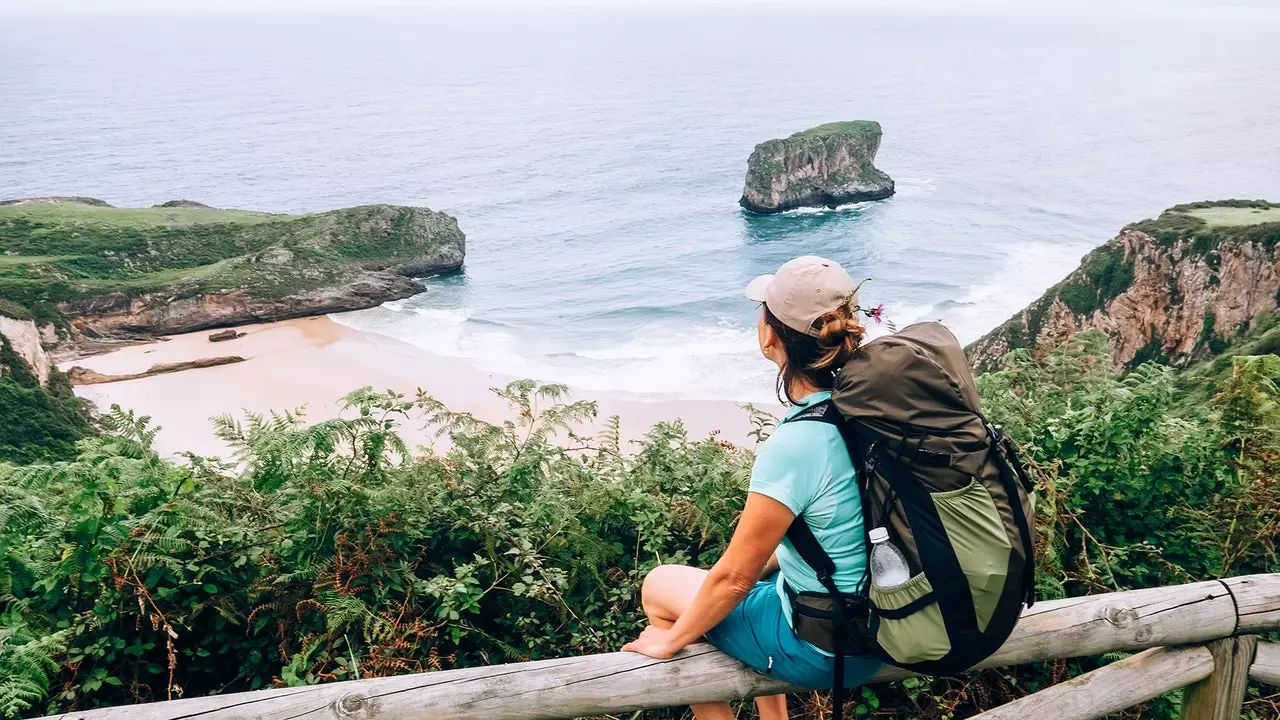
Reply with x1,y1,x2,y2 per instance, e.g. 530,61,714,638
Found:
622,625,681,659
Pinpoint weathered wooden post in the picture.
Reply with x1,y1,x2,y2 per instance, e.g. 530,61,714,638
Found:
1178,636,1258,720
1252,641,1280,685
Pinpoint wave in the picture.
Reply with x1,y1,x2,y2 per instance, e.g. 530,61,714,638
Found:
335,306,778,402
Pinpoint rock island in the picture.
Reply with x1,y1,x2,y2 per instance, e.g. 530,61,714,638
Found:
739,121,895,214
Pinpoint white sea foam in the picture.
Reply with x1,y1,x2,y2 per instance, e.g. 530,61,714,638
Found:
776,202,870,216
337,306,778,402
928,239,1095,345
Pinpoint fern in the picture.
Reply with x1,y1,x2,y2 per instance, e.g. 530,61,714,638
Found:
0,627,67,720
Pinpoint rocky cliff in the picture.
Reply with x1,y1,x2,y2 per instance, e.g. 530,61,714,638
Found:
739,121,895,214
0,198,465,339
968,200,1280,371
0,311,52,386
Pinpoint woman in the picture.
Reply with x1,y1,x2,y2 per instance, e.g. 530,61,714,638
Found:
622,256,882,720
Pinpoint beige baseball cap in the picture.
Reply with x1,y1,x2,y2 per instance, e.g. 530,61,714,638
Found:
745,256,859,336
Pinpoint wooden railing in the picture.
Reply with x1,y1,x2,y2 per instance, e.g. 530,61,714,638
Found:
38,574,1280,720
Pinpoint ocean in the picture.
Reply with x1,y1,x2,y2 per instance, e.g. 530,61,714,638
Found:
2,3,1278,402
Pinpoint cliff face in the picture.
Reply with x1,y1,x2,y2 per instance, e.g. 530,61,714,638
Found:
60,274,424,336
0,198,465,340
739,121,895,214
0,314,52,386
968,201,1280,371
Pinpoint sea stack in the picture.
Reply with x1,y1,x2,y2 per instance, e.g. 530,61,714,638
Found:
739,121,895,214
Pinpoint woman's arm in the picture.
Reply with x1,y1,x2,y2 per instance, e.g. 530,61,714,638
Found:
761,552,781,580
623,492,794,658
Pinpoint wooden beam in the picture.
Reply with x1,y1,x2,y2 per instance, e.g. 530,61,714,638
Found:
1223,575,1280,634
1251,641,1280,685
968,645,1214,720
36,574,1280,720
1179,636,1258,720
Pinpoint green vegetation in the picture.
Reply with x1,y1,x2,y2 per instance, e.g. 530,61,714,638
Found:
972,200,1280,366
0,301,33,322
787,120,882,141
1,333,1277,718
0,199,462,328
0,335,92,465
1125,199,1280,251
1037,243,1137,318
1189,206,1280,227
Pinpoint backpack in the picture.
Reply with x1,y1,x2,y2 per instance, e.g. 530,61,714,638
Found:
779,322,1036,717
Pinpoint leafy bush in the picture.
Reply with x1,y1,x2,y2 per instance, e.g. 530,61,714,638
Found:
0,343,1277,719
0,336,93,464
0,382,751,717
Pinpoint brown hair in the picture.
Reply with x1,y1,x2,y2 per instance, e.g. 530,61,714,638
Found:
763,303,866,404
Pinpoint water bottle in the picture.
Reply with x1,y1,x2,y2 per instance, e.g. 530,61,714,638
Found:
869,527,910,589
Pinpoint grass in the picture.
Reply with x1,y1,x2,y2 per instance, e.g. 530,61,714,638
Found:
0,255,77,267
788,120,881,140
0,199,462,323
0,202,287,229
1188,206,1280,227
0,299,33,320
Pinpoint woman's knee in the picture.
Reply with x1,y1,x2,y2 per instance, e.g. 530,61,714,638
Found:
640,564,682,611
640,564,705,619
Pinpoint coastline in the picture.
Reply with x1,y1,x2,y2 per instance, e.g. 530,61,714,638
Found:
69,314,779,458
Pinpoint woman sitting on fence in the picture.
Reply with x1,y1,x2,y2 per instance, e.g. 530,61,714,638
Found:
623,256,882,720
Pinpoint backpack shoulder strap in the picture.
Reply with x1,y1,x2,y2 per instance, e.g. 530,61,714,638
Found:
780,398,851,591
781,397,843,426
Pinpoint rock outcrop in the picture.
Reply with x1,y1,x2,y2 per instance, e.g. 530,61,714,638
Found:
0,314,52,386
0,196,113,207
968,201,1280,371
60,274,428,337
153,199,213,208
739,121,895,214
208,329,245,342
0,198,466,340
66,356,246,385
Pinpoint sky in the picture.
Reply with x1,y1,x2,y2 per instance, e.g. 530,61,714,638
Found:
0,0,1266,14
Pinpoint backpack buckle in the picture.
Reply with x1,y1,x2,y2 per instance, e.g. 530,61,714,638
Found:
864,441,880,475
986,422,1004,443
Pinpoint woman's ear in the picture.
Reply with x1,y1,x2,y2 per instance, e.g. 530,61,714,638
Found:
757,313,779,360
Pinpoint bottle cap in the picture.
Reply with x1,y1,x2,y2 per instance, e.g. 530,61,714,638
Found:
869,527,889,544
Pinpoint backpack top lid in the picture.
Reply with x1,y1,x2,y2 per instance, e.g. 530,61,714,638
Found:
834,321,983,436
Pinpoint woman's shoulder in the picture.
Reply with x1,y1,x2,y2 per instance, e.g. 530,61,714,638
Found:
758,417,836,465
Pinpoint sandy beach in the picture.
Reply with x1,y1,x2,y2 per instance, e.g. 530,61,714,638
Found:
69,315,779,458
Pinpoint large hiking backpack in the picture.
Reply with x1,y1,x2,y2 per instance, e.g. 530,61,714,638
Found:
780,322,1036,716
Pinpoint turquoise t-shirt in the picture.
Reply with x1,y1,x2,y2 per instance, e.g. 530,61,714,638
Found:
749,391,869,639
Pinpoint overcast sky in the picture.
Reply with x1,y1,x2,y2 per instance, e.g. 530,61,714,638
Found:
0,0,1265,14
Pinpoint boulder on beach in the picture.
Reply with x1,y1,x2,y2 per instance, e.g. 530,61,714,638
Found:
208,329,245,342
739,121,895,214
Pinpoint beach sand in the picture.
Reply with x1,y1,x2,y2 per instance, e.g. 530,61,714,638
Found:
70,315,779,458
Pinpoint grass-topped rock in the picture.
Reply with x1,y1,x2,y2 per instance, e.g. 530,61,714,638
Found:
967,199,1280,371
0,197,465,338
739,121,895,214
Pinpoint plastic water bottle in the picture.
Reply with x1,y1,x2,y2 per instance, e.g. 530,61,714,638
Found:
869,527,910,589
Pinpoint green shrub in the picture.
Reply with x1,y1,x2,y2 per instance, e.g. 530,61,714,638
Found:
1,348,1277,719
0,301,33,322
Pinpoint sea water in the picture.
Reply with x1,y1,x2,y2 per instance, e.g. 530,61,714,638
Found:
2,3,1278,402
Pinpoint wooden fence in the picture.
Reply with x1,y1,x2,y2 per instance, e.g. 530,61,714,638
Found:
38,573,1280,720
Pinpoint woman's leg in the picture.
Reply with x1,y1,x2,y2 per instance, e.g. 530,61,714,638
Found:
639,565,788,720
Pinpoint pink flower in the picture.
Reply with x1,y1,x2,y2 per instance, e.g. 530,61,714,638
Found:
871,303,885,324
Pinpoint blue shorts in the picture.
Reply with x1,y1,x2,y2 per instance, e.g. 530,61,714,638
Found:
704,579,883,690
